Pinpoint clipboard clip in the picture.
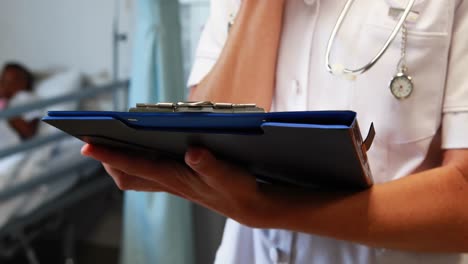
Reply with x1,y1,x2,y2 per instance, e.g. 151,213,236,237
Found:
130,101,265,113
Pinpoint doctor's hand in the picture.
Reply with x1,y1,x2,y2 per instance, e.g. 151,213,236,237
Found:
81,144,284,227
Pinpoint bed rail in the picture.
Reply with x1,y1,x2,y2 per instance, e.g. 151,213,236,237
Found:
0,80,129,159
0,169,113,238
0,158,98,201
0,80,129,198
0,80,129,120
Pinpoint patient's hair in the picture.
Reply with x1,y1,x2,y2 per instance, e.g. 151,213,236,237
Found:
2,62,34,91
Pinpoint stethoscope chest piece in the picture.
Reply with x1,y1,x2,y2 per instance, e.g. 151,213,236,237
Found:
389,20,414,100
389,72,413,99
326,0,418,99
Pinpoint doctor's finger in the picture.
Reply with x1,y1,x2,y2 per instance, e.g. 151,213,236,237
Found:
82,144,158,173
83,144,200,192
83,144,176,177
185,147,257,192
103,164,189,199
104,164,166,192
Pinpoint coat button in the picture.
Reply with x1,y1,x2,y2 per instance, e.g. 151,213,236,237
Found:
269,247,280,263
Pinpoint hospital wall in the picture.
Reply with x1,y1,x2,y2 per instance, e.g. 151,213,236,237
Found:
0,0,134,80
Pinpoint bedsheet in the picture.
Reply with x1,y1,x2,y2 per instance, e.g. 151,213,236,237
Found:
0,132,99,228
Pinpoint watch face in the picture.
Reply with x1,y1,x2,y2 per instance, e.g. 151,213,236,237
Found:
390,74,414,99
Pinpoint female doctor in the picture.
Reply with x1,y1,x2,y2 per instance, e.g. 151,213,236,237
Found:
82,0,468,263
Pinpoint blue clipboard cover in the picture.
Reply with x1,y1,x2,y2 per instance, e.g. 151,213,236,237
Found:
43,108,375,190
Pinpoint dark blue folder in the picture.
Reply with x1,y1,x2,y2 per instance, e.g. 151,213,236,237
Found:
43,110,375,190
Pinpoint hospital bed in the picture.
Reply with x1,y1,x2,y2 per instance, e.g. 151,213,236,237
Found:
0,77,129,263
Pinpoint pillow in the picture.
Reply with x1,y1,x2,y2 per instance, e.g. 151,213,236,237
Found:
35,70,82,111
35,71,83,137
79,71,115,111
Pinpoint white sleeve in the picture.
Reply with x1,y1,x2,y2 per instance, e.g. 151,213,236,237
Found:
442,0,468,149
187,0,239,88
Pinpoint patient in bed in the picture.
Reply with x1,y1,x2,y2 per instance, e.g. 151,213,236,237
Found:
0,63,41,147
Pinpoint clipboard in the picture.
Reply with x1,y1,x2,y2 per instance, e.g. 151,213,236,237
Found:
42,103,376,190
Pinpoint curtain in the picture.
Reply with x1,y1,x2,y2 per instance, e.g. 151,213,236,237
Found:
121,0,193,263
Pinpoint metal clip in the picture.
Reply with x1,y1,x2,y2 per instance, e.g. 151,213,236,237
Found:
129,101,265,113
132,103,175,112
388,7,420,23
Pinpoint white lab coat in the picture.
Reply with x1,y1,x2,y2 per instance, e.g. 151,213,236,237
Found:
188,0,468,263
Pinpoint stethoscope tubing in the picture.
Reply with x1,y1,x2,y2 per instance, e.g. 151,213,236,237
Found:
326,0,417,77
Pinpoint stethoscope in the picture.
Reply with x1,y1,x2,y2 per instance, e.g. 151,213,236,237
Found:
326,0,417,99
